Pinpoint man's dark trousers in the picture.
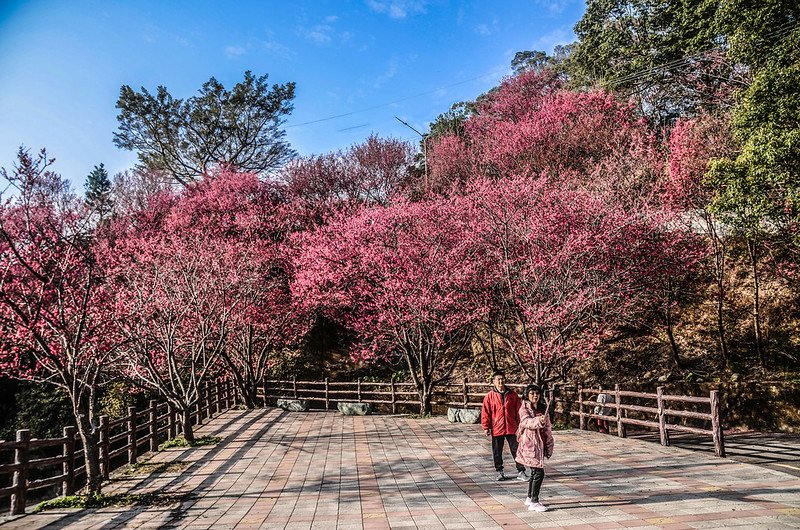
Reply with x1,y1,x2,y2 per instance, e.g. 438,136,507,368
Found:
491,434,525,472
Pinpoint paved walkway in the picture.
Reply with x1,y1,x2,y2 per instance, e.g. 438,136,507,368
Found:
4,408,800,529
628,431,800,478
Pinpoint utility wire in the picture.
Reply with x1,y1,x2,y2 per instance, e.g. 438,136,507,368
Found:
285,72,497,129
605,19,797,88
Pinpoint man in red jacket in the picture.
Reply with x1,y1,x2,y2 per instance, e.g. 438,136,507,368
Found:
481,371,527,481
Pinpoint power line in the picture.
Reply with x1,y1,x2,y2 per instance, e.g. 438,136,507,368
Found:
605,19,798,88
285,71,498,129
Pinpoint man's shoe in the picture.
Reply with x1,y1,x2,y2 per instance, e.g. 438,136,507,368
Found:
516,470,529,481
524,497,533,506
496,471,506,481
528,502,548,512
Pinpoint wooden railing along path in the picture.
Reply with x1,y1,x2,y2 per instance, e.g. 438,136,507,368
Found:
0,379,238,516
572,384,726,457
261,378,726,457
260,377,495,413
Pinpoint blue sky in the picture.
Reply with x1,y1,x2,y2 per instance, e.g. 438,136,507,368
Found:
0,0,585,188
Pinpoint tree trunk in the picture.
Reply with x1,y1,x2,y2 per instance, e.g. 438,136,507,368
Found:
747,238,766,367
76,416,102,495
242,383,257,409
664,279,683,370
418,387,433,415
180,409,195,443
708,215,729,367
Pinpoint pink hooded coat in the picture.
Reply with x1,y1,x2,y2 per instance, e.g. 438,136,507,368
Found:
514,401,555,469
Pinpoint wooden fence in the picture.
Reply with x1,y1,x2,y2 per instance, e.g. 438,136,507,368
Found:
260,377,500,413
0,379,238,516
261,378,726,457
571,384,726,457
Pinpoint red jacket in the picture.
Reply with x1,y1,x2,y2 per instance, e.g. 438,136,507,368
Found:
481,387,522,436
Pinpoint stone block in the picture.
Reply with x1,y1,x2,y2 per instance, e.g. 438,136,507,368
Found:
447,407,481,424
337,402,372,415
276,399,309,412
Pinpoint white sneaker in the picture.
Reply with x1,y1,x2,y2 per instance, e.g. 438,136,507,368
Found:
516,470,529,481
524,497,533,506
496,471,506,481
528,502,548,512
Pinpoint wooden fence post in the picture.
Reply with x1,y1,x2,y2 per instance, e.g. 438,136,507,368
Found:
463,378,469,408
710,390,725,458
656,386,670,446
577,383,584,430
215,380,221,414
614,384,625,438
62,426,75,496
293,376,298,399
99,415,110,480
11,429,30,515
357,378,362,402
324,377,330,410
127,406,137,465
391,380,397,414
263,380,268,408
149,400,158,452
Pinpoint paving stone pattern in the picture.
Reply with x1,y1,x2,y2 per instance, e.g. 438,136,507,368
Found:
4,409,799,529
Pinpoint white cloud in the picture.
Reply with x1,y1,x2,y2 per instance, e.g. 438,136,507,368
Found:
298,16,353,45
374,59,399,87
366,0,427,19
534,0,572,15
302,24,334,44
225,45,246,58
530,27,574,53
475,24,490,36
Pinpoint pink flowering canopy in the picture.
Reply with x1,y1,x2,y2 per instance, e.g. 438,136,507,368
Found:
464,176,703,381
293,197,490,383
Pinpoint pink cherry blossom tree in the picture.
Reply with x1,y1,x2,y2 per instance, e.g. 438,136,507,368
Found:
663,113,737,366
293,198,489,414
465,176,702,382
0,149,114,493
173,171,308,408
428,70,662,205
281,135,414,225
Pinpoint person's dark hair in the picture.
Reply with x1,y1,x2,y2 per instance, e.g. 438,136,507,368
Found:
524,384,540,399
491,370,505,378
524,384,546,413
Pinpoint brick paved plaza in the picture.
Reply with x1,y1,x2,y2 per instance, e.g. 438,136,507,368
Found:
3,408,799,529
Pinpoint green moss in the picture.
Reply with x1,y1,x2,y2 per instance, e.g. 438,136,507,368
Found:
118,461,189,478
159,435,221,450
33,491,193,513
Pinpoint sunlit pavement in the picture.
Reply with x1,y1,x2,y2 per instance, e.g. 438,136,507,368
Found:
4,409,800,529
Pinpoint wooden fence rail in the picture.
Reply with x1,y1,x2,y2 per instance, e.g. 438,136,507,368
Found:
261,378,726,457
260,377,503,414
570,383,725,458
0,379,238,516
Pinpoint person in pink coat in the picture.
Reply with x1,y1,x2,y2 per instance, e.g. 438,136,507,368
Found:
515,383,555,512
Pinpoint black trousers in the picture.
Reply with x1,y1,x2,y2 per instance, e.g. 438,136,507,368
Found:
527,467,545,501
491,434,525,472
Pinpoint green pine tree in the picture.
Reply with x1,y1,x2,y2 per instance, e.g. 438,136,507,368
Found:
85,163,114,220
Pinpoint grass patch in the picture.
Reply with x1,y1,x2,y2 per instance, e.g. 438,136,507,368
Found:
118,461,190,478
33,491,192,513
551,420,571,431
159,435,221,450
405,413,433,420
